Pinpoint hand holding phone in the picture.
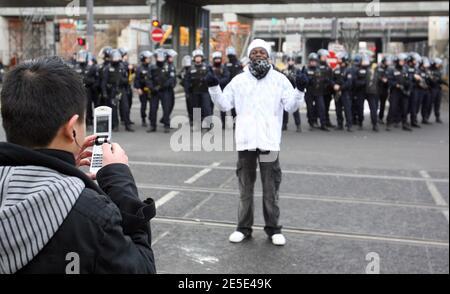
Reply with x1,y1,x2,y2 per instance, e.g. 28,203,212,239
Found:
90,106,112,174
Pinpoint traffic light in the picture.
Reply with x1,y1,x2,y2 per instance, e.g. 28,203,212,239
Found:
152,19,161,28
54,23,60,42
77,37,86,46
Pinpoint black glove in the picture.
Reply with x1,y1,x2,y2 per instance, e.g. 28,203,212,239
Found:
295,72,309,92
205,72,219,87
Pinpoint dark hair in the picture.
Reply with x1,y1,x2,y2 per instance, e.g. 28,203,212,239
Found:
1,56,86,148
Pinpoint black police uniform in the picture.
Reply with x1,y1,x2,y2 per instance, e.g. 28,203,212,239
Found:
406,64,422,127
429,65,446,123
417,66,432,123
320,62,334,127
74,62,95,125
387,64,412,129
282,65,302,130
101,61,128,130
302,64,327,129
333,64,354,130
353,64,369,127
365,66,381,129
376,63,390,123
134,63,152,125
186,62,212,123
179,66,194,126
149,61,175,130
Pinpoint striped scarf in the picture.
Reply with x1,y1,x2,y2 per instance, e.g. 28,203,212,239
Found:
0,165,85,274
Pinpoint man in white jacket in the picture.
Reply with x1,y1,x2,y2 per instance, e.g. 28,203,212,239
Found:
206,39,308,246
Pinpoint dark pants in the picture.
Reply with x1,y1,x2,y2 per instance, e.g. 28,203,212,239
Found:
378,89,389,121
387,90,409,126
335,92,353,128
431,88,442,120
106,88,119,129
356,93,379,126
139,92,150,121
410,88,422,125
283,109,301,127
324,94,333,124
168,88,175,116
150,89,172,128
192,92,213,123
86,86,99,125
185,92,194,125
119,88,132,126
236,151,282,237
305,94,326,127
421,89,432,122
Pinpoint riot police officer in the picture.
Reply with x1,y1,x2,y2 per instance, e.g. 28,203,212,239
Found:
302,52,329,131
101,49,128,132
134,50,153,127
282,55,302,132
185,49,212,127
179,55,194,126
377,56,391,124
318,49,335,128
118,48,134,127
429,58,447,124
418,57,433,124
147,49,175,133
406,53,422,128
386,53,412,131
210,51,231,129
352,54,369,130
332,52,354,132
97,46,113,106
365,55,381,132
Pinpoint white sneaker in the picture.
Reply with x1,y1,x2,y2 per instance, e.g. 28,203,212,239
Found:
229,231,246,243
271,234,286,246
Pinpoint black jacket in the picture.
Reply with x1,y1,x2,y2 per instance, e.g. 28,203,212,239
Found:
0,143,156,274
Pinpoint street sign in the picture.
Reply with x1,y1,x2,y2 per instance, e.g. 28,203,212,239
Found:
151,28,164,43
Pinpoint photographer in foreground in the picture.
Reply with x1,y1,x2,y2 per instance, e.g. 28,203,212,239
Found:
0,57,156,274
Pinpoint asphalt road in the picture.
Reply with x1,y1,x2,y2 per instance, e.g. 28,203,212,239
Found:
1,92,448,274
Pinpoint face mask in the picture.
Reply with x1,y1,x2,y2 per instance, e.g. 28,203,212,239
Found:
249,59,271,80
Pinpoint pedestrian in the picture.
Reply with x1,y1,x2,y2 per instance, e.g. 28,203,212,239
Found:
207,39,307,246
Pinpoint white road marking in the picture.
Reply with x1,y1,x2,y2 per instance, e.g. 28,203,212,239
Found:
153,216,449,248
184,162,221,184
151,231,170,246
155,191,180,209
420,170,448,223
129,160,449,183
420,171,448,207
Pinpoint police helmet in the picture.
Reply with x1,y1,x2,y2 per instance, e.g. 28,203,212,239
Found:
118,48,128,57
336,52,349,64
226,46,237,57
182,55,192,67
166,49,178,58
212,51,223,60
308,52,319,62
192,49,204,58
317,49,329,58
99,46,113,59
353,54,363,65
76,50,88,64
154,48,167,62
139,50,153,63
110,49,122,63
432,58,443,66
